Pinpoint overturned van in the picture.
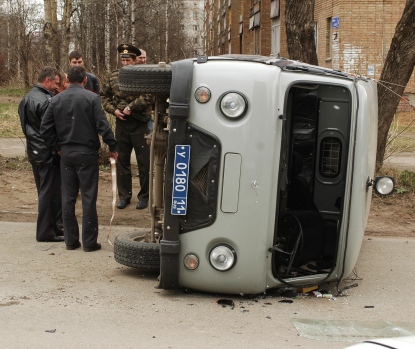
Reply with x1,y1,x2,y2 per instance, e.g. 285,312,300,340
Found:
113,55,394,295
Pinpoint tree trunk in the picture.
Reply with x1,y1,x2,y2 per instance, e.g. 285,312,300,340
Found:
376,0,415,172
62,0,73,63
131,0,136,45
285,0,318,65
105,1,111,72
43,0,59,66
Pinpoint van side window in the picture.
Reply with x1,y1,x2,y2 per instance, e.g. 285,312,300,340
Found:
320,137,341,177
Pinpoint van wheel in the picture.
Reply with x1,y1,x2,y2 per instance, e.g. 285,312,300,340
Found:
113,230,160,273
118,64,172,95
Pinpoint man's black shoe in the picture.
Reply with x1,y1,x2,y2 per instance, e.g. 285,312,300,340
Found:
39,236,65,242
66,241,81,250
136,200,148,210
56,230,64,237
117,199,131,209
84,243,101,252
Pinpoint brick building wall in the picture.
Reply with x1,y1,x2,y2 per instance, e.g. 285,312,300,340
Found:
204,0,414,94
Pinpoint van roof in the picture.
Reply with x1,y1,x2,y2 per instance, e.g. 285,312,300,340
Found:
196,54,361,80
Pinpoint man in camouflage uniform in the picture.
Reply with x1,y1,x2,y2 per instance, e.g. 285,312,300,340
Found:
101,44,152,210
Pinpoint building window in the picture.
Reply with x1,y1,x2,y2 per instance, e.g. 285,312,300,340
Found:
180,24,185,31
193,10,198,19
249,2,261,29
271,18,280,56
193,37,199,44
326,17,332,60
254,26,260,54
193,24,199,31
270,0,280,18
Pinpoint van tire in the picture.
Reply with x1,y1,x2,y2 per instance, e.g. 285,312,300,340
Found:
118,64,172,95
113,230,160,273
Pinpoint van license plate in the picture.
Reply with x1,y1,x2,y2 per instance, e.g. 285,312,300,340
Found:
171,145,190,215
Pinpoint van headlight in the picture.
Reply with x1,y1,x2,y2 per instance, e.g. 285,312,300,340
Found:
374,176,394,196
219,92,247,119
209,244,236,271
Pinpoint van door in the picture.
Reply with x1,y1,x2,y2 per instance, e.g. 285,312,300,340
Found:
272,79,356,284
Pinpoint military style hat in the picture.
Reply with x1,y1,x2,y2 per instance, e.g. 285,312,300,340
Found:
117,44,141,58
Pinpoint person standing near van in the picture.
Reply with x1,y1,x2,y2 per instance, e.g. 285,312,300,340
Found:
101,44,152,210
68,50,100,94
137,49,147,64
18,66,64,243
40,66,118,252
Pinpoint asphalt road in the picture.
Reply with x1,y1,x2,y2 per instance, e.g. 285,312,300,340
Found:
0,138,139,164
1,221,415,349
1,138,415,348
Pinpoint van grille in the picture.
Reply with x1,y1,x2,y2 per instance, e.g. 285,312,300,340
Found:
193,162,209,196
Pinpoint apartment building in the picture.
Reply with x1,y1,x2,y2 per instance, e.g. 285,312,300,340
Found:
183,0,205,56
204,0,415,93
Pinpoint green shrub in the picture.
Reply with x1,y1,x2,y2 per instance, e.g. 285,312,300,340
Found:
379,167,415,193
400,170,415,190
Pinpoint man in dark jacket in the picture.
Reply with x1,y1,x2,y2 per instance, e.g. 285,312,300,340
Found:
68,50,100,94
101,44,152,210
40,66,118,252
18,66,64,242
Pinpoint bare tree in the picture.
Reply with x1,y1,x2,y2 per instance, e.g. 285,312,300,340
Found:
61,0,73,64
285,0,318,65
43,0,59,66
376,0,415,171
0,0,198,84
1,0,44,87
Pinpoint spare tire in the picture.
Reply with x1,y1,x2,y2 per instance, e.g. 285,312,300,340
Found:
119,64,172,95
114,230,160,273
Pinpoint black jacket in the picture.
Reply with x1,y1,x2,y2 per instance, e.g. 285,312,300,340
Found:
85,72,100,94
40,84,117,153
18,84,57,166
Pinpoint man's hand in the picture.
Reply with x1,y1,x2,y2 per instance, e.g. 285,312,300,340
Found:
114,109,127,121
109,151,118,162
123,106,132,116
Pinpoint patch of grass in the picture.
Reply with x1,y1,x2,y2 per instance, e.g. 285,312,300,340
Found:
400,170,415,188
0,87,28,96
386,111,415,156
0,101,24,137
0,155,30,173
99,164,110,172
0,86,27,138
378,167,415,193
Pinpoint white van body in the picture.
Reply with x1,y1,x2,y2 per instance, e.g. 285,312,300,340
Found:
114,55,387,295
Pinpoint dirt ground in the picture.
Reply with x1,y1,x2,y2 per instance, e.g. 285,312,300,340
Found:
0,154,414,238
0,155,151,235
1,94,415,237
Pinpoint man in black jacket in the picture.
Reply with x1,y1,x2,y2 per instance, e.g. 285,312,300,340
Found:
18,66,64,242
41,66,118,252
68,50,100,94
